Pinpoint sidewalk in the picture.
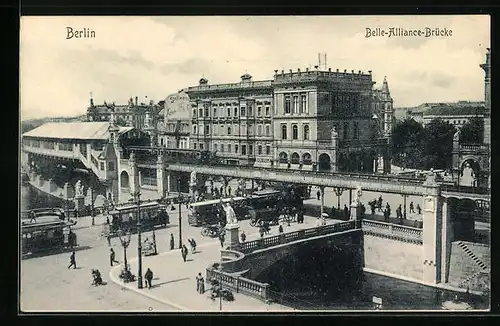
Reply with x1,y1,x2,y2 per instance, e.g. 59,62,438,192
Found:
108,217,343,311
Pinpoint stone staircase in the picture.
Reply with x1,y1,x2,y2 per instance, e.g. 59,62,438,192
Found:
456,241,488,270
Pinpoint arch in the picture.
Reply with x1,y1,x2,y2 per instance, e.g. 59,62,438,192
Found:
291,152,300,164
120,170,130,189
318,153,331,171
302,152,312,165
281,125,288,139
279,152,288,164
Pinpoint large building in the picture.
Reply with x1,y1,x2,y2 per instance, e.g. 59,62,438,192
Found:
422,102,485,129
156,91,192,149
185,68,394,173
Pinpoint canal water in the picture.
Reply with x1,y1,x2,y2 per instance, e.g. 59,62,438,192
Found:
21,182,489,311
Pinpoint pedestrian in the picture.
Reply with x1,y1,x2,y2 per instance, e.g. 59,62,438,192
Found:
386,203,391,218
228,186,232,196
317,190,321,201
199,274,205,294
170,234,175,250
344,204,349,220
219,233,225,248
73,208,78,219
378,195,383,212
109,248,119,266
259,226,264,238
416,204,422,214
29,210,36,223
279,224,284,234
240,230,246,243
360,204,366,219
409,202,415,213
220,186,224,197
68,251,76,269
196,272,202,293
145,268,153,289
181,245,188,262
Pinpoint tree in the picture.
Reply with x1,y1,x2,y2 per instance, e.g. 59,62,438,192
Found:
421,119,456,170
391,118,425,169
459,117,484,144
115,116,128,127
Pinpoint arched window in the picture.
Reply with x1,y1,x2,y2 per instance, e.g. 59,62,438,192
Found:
258,125,262,136
279,152,288,163
193,125,197,134
227,127,232,135
303,125,310,140
291,152,300,164
302,152,312,165
281,125,287,139
265,125,271,136
292,124,298,140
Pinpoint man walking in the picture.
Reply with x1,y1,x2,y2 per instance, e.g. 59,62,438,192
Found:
317,190,321,201
196,272,203,293
170,234,175,250
68,251,76,269
181,245,188,262
219,232,225,248
109,248,119,266
409,202,415,213
145,268,153,289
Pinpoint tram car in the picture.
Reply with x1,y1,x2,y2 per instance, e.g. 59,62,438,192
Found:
247,187,304,227
21,208,77,256
108,201,169,235
188,197,247,226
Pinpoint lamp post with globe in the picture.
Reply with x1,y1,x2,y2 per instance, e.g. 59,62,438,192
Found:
117,229,135,282
131,189,143,289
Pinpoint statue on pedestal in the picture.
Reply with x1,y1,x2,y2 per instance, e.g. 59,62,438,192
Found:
331,126,338,140
453,129,461,142
75,180,84,197
352,186,362,205
224,202,238,225
190,171,197,186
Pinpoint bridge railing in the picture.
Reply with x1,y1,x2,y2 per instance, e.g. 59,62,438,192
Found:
206,267,270,301
239,220,358,254
440,184,490,195
361,219,423,245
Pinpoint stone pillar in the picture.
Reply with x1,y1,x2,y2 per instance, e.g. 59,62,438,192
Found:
63,182,74,199
225,223,240,251
156,153,166,198
320,186,325,221
422,175,442,285
440,197,454,284
74,195,85,215
128,151,139,194
350,201,362,221
166,173,171,195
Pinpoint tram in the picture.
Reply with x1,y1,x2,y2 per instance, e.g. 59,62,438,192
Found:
21,208,77,256
108,201,169,235
188,197,247,226
247,187,304,227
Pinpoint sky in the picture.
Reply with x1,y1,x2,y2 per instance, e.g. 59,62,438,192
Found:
20,15,490,120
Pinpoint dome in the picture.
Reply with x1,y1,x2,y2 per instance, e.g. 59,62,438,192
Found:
164,91,191,121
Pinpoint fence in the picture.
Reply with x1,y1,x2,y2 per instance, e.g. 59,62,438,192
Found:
239,220,359,254
206,267,270,301
361,219,423,245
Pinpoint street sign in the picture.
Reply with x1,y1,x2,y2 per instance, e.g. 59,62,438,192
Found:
372,296,383,305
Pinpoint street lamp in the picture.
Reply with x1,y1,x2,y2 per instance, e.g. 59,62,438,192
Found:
152,228,157,255
177,177,183,249
334,187,344,210
90,186,95,226
401,194,409,220
131,190,143,289
118,228,132,278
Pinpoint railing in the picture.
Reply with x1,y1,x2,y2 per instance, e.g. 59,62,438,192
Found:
239,220,358,254
206,267,270,301
441,185,490,195
361,219,423,245
186,80,273,92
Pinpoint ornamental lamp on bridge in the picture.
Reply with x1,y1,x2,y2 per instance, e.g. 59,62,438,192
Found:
117,228,132,276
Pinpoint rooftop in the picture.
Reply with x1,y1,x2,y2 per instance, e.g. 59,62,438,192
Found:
22,122,134,140
424,106,485,117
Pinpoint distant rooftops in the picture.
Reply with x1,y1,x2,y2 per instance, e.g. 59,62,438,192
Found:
22,122,134,140
424,105,485,117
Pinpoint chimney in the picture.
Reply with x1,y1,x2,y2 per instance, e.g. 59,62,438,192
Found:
336,69,339,72
298,68,301,73
289,69,292,73
306,68,309,72
344,69,347,73
135,96,138,106
281,70,284,75
351,70,354,74
328,68,331,72
359,70,361,74
368,70,372,74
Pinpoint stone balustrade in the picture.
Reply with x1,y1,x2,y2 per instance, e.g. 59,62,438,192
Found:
206,267,270,301
361,219,423,245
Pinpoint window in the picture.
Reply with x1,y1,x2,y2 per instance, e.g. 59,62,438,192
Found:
235,144,239,153
293,96,299,114
221,144,224,152
242,145,247,155
200,143,204,150
265,125,270,136
285,96,291,114
58,143,73,151
205,108,209,117
227,107,231,116
213,125,218,135
279,152,288,163
302,152,312,165
234,124,239,134
291,152,300,164
214,144,218,152
193,109,196,117
265,106,270,116
220,125,224,135
258,125,262,136
343,122,349,139
213,108,217,117
234,107,238,116
266,145,271,155
258,145,262,155
292,124,298,140
193,125,197,134
193,143,197,150
303,125,310,140
353,121,359,139
241,107,246,116
228,127,232,135
160,138,164,146
301,95,307,113
228,144,231,153
249,144,253,154
108,161,115,171
248,105,253,116
281,124,287,139
257,106,262,116
198,109,203,117
100,162,105,171
205,125,210,135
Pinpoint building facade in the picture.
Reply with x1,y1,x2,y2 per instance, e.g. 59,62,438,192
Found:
185,68,393,173
156,91,191,149
422,104,485,129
